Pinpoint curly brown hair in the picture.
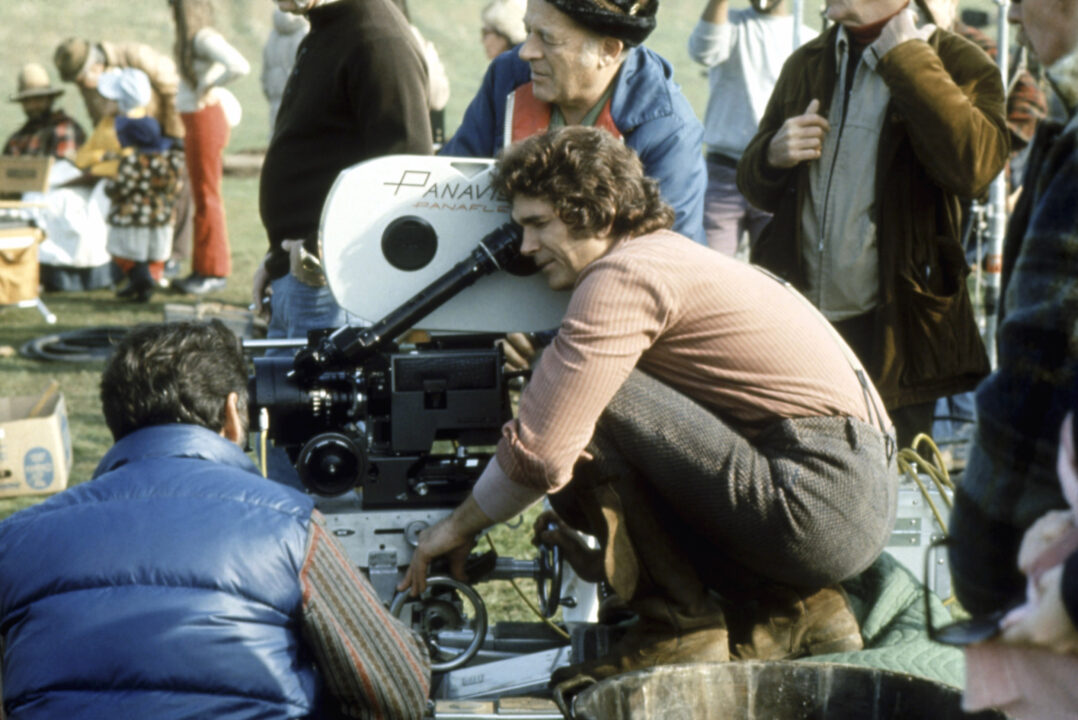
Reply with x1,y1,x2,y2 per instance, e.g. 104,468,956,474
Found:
491,126,674,239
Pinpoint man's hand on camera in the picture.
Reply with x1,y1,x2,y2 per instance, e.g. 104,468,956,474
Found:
398,495,492,596
251,255,272,321
766,99,830,169
400,519,473,596
500,332,537,372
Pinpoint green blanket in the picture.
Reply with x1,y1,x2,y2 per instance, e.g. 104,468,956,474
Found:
806,551,965,688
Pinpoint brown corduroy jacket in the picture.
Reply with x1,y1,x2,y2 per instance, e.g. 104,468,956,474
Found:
738,26,1008,409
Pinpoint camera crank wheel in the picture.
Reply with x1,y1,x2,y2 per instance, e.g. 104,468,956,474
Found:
536,541,563,618
390,576,488,672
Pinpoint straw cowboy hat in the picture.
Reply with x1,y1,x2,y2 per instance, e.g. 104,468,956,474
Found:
9,63,65,103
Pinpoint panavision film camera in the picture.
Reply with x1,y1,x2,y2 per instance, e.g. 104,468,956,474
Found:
246,157,592,703
251,220,521,508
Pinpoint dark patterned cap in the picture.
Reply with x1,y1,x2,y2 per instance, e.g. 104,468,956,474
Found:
544,0,659,46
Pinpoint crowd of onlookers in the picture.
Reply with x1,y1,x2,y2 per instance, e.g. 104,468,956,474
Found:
3,0,249,301
1,0,1077,718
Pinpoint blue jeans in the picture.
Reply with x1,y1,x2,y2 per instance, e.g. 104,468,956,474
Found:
265,272,358,352
703,159,771,259
932,392,976,441
263,272,360,488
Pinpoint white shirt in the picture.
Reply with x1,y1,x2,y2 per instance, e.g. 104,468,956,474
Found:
688,12,817,159
176,27,250,120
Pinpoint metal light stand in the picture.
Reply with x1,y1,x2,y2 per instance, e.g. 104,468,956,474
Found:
793,0,804,47
982,0,1011,368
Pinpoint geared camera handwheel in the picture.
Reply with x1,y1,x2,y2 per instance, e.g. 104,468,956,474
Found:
536,540,563,618
390,576,488,672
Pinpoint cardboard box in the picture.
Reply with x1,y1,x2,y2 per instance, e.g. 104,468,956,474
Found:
0,155,53,195
0,389,71,498
0,226,44,304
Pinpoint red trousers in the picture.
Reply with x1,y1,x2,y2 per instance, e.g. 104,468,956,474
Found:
181,103,231,278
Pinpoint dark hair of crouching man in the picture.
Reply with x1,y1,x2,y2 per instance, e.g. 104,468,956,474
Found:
0,321,431,719
401,126,899,687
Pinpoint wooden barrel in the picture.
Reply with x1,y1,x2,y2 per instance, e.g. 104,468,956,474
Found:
569,662,1008,720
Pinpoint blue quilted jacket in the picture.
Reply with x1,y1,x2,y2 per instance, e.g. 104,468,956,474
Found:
442,45,708,245
0,424,321,719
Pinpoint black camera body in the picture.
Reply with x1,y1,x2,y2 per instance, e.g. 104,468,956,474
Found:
251,334,510,507
248,221,524,508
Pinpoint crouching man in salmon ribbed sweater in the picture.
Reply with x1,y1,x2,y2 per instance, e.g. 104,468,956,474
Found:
400,126,898,688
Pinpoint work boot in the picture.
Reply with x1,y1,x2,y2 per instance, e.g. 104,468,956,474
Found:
550,618,729,685
550,474,729,687
729,584,863,660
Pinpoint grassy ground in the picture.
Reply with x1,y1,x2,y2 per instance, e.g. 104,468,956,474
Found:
0,1,1009,622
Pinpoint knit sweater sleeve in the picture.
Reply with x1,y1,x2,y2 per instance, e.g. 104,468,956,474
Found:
492,249,673,495
687,18,736,67
300,511,431,719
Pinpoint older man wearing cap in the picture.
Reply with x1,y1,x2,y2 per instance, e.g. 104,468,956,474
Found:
3,63,86,162
443,0,708,244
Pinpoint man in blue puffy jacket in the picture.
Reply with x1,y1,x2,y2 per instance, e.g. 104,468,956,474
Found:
0,321,430,720
442,0,708,244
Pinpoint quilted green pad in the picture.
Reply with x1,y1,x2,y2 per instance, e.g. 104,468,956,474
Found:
804,551,966,688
